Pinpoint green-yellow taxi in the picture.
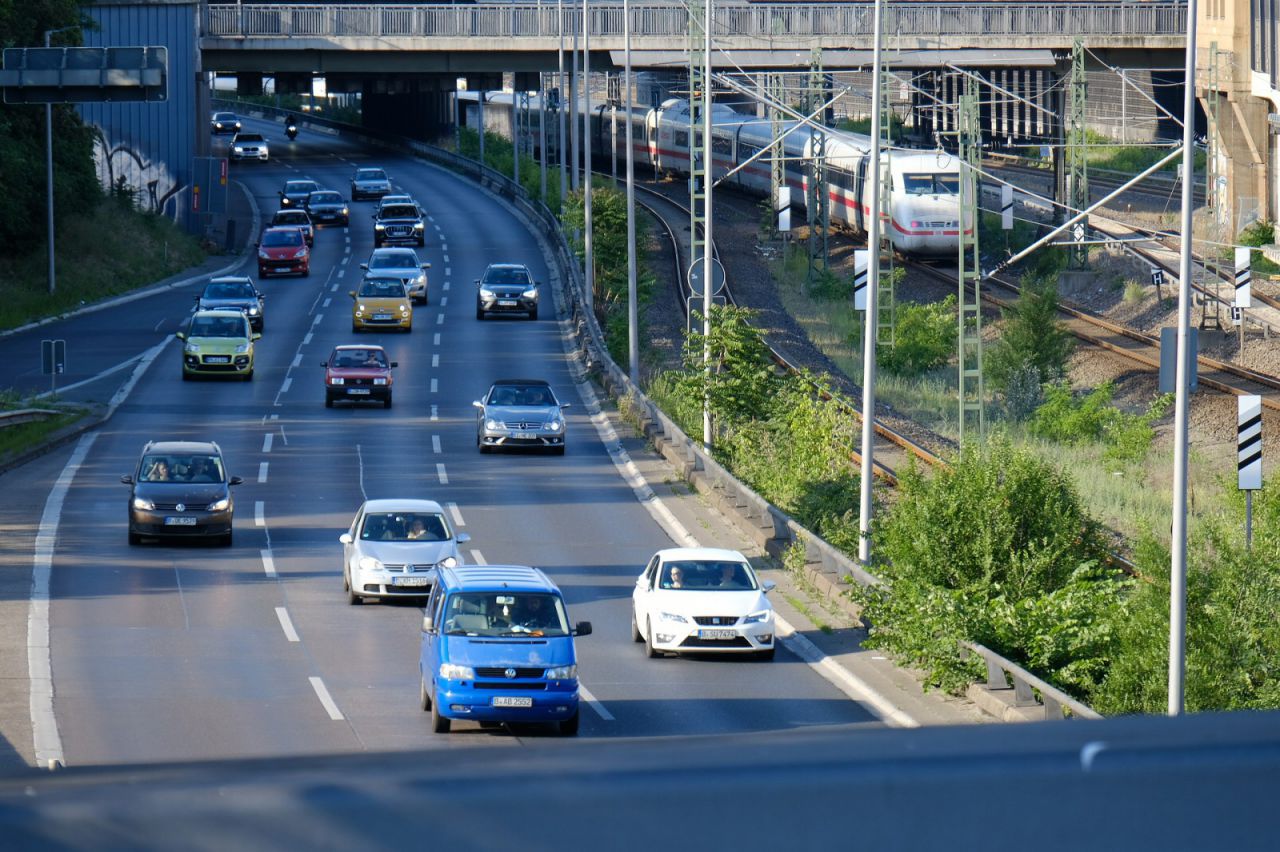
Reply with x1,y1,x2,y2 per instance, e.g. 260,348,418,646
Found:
177,309,260,380
351,276,413,332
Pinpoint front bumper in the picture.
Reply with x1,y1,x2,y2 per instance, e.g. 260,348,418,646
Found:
311,210,349,225
259,258,309,277
183,353,253,376
353,312,411,331
479,429,564,450
231,149,269,162
435,679,579,723
130,507,233,538
375,228,424,246
327,384,391,403
649,619,775,654
353,185,390,200
354,567,435,597
478,295,537,315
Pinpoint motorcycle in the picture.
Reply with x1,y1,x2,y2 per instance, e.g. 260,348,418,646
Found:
285,122,298,141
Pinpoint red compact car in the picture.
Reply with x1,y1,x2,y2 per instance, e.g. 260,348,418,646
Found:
257,226,310,278
323,344,397,408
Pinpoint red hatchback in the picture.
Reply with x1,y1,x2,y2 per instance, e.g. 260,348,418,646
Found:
323,345,397,408
257,226,310,278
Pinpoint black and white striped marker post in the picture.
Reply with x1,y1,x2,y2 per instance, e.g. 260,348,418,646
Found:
852,249,869,311
1238,394,1262,548
1234,247,1252,308
1001,185,1013,231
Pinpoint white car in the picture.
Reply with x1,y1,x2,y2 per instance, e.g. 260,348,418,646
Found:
339,499,470,605
631,547,776,660
230,132,269,162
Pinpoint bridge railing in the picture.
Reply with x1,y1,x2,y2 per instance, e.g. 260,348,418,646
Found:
203,3,1187,40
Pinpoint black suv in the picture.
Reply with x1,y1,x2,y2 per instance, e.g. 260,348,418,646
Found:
194,276,266,332
279,179,321,208
122,441,243,546
373,201,425,247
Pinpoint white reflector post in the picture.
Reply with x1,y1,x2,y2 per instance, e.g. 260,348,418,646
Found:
1235,247,1252,308
776,186,791,233
1001,184,1013,230
852,249,869,310
1239,394,1263,491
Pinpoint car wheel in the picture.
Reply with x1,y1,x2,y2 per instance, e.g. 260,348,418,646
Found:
475,304,484,320
430,690,451,733
552,445,565,456
352,324,360,333
630,608,643,643
128,531,142,546
302,267,310,278
756,646,776,662
243,370,254,381
347,575,362,606
325,394,334,408
478,440,491,454
383,394,393,409
417,238,425,247
181,369,191,381
558,708,580,737
420,677,432,712
645,618,662,659
220,530,233,548
529,307,538,321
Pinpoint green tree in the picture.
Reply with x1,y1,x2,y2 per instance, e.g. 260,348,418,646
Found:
878,295,956,376
985,275,1073,391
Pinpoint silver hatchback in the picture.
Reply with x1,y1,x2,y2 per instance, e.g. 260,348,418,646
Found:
473,380,569,455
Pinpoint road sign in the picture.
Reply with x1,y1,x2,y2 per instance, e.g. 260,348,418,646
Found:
1238,395,1262,491
1235,247,1252,308
1151,268,1164,288
687,257,725,298
1,46,167,104
1231,305,1243,326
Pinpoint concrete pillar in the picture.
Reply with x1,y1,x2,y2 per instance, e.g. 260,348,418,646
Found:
236,72,264,97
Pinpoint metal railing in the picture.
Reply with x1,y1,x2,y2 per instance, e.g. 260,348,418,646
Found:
203,3,1186,40
0,408,61,429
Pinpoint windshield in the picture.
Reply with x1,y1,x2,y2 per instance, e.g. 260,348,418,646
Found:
262,230,303,247
442,592,570,637
234,134,264,143
310,192,341,204
214,113,235,121
370,252,415,269
285,181,318,195
484,266,532,286
204,283,254,299
274,211,307,224
330,348,388,369
380,205,417,219
140,453,226,483
358,279,406,298
189,315,248,338
359,511,449,542
488,385,555,407
902,173,959,196
659,560,757,591
355,169,386,181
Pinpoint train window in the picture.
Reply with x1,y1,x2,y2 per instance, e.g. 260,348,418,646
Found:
674,130,689,147
740,144,759,160
903,173,960,195
712,137,732,156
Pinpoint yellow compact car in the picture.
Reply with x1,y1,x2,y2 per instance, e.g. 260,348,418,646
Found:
351,276,413,332
177,309,259,380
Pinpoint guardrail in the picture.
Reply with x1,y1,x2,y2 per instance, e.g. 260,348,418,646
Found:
217,97,1102,723
0,409,61,429
203,3,1187,40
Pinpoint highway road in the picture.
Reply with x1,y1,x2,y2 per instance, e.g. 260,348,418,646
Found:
1,118,883,767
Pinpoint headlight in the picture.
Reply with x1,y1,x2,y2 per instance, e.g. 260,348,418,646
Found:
372,377,387,386
522,288,538,299
132,497,154,510
341,207,349,215
184,343,200,354
207,497,230,512
742,609,772,625
358,555,384,572
485,418,502,431
438,663,475,680
258,249,270,259
247,306,259,315
233,146,244,154
329,377,345,386
399,304,407,312
438,556,458,568
234,343,249,354
545,665,577,680
375,223,385,230
414,222,424,230
414,274,426,286
479,287,495,299
659,611,688,624
358,303,366,311
293,247,307,258
544,419,563,431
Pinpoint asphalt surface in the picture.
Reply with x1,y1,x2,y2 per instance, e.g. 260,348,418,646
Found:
1,118,883,767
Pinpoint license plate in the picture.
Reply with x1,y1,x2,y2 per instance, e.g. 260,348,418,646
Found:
347,388,370,395
164,516,198,526
205,356,230,364
373,313,392,320
699,629,738,640
492,696,533,708
392,576,430,587
512,432,538,440
497,300,517,307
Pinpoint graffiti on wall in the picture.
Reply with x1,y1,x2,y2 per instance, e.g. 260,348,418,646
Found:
91,126,185,220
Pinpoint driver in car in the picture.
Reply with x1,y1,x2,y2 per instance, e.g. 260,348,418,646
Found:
510,596,555,633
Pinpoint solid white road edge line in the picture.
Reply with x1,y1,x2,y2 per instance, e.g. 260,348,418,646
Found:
28,433,98,770
309,677,344,720
578,684,614,721
275,607,301,642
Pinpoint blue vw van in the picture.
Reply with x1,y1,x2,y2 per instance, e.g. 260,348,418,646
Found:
419,565,592,736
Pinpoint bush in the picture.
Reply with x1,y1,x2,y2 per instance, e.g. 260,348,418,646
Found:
1002,361,1044,421
1238,219,1280,277
1029,382,1172,464
985,275,1073,392
879,295,955,376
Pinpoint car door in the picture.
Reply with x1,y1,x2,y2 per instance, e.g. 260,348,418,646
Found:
344,504,365,574
422,587,446,689
633,555,661,626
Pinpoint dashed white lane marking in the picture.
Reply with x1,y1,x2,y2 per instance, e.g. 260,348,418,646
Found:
344,245,350,254
331,283,338,292
440,297,448,307
30,432,98,769
262,433,274,453
443,254,450,264
469,549,486,564
433,333,441,346
444,276,450,286
436,463,448,485
447,502,465,527
258,462,269,483
152,318,166,332
344,234,351,243
432,354,439,368
440,242,448,252
275,607,300,642
260,549,277,577
312,314,323,325
337,268,345,278
579,685,615,721
323,297,331,308
436,314,444,325
303,332,313,346
291,353,302,368
309,677,345,720
430,405,438,421
431,435,442,454
280,377,292,395
255,501,265,527
430,378,438,393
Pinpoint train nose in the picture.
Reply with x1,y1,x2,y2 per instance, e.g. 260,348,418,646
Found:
896,197,964,255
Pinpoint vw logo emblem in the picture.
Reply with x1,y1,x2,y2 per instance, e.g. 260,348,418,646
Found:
504,668,517,679
175,503,185,512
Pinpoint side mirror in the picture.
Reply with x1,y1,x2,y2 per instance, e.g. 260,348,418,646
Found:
348,291,357,299
228,476,243,486
193,295,200,302
422,262,432,269
635,575,646,587
390,361,399,368
762,581,777,593
339,533,353,545
251,333,262,341
472,400,484,409
259,293,266,300
359,263,369,271
422,615,435,634
574,621,593,637
120,475,134,485
175,332,186,340
473,279,480,285
320,361,328,367
277,190,283,196
560,403,571,410
456,532,471,544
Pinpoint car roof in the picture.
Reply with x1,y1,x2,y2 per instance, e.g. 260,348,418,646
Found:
370,247,416,258
654,547,751,563
437,564,558,594
144,440,222,454
355,168,386,176
491,379,551,387
486,263,530,271
207,275,254,286
262,225,304,235
285,180,317,188
192,308,249,319
309,190,340,197
361,498,444,513
334,344,387,353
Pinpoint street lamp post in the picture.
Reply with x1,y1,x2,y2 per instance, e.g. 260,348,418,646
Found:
625,0,639,383
583,0,594,313
44,26,78,296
